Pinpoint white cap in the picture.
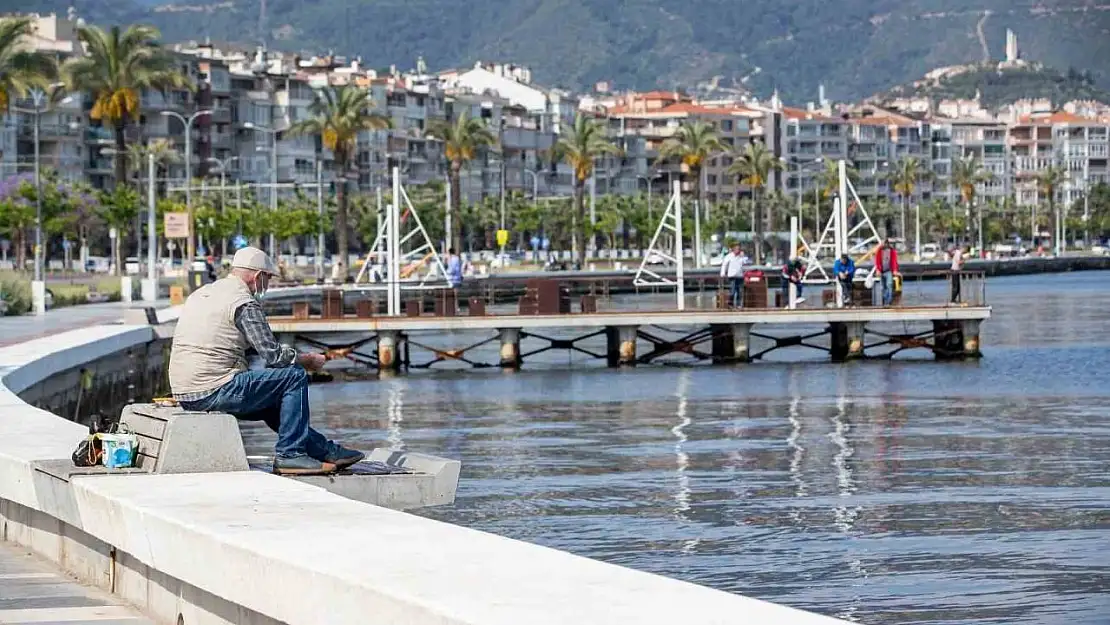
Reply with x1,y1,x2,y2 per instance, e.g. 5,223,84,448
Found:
231,246,278,275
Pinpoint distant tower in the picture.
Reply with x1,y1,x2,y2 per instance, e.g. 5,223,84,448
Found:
818,83,827,107
1005,29,1019,63
258,0,268,47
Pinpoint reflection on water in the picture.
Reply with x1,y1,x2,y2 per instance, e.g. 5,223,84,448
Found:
241,272,1110,624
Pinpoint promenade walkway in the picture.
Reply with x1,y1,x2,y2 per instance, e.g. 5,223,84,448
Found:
0,541,153,624
0,301,170,347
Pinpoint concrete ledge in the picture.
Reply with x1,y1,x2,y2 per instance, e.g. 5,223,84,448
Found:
0,307,852,624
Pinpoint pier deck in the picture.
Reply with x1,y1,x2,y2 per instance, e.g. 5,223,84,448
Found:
269,305,991,369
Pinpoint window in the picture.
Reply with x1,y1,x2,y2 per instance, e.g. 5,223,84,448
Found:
721,119,733,132
707,174,718,185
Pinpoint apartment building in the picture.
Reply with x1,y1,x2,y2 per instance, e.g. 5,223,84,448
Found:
782,106,848,202
1010,112,1110,208
605,92,765,204
928,119,1009,205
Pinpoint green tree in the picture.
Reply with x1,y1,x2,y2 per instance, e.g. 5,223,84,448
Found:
427,111,496,252
97,185,140,275
952,155,993,249
727,141,782,264
1035,164,1068,251
0,16,58,112
553,114,620,261
287,84,390,275
63,24,190,189
816,159,860,199
655,120,724,216
887,157,932,240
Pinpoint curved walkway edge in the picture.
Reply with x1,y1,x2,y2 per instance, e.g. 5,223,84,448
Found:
0,307,851,625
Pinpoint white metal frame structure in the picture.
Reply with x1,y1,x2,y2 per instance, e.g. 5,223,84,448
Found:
355,167,450,315
795,160,883,307
633,181,685,311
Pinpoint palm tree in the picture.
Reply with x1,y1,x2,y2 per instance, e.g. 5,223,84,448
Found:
727,142,782,264
656,120,724,213
0,17,58,112
288,84,390,275
427,111,497,253
888,157,932,242
952,155,992,250
816,159,860,199
62,24,190,188
553,114,619,261
1036,164,1068,254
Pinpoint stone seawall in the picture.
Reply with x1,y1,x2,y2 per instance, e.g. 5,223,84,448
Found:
17,338,170,427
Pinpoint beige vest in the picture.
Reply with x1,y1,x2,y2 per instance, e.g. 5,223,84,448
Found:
168,276,256,397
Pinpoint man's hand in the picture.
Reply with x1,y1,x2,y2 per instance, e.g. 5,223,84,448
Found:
297,352,327,372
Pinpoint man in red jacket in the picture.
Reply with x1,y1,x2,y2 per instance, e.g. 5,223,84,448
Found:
875,238,900,306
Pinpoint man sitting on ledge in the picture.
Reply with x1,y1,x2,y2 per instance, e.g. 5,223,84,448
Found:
168,246,364,475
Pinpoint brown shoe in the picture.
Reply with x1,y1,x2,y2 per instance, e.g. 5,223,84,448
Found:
274,455,337,475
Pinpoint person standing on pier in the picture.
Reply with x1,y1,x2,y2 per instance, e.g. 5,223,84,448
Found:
875,238,900,306
949,246,964,304
780,257,806,307
446,248,463,289
719,242,748,308
833,253,856,306
168,247,365,476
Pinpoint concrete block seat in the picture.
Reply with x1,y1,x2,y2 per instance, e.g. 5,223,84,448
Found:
117,404,460,510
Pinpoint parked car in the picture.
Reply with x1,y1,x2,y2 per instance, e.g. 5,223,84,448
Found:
919,243,941,261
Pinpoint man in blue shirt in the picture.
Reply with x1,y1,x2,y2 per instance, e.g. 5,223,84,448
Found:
832,253,855,306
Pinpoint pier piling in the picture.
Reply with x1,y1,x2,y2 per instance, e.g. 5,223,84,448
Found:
499,328,522,369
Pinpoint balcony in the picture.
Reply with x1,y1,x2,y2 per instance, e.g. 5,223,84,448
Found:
85,127,114,143
87,158,114,172
210,106,232,124
17,123,81,140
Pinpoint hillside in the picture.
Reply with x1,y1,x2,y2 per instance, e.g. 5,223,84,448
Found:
7,0,1110,102
880,63,1110,109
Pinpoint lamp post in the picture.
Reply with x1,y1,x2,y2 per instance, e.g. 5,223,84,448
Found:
781,156,823,235
523,168,539,200
244,122,278,256
161,110,212,260
12,85,71,315
206,156,239,258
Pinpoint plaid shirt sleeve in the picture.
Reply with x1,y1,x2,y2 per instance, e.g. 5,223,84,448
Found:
234,301,297,368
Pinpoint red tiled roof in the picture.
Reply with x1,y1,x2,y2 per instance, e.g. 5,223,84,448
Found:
639,90,684,100
853,115,915,127
783,106,837,122
1017,111,1094,125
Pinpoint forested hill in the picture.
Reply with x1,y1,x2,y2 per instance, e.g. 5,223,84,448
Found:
7,0,1109,102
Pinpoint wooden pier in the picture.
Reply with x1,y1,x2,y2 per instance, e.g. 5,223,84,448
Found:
269,305,991,371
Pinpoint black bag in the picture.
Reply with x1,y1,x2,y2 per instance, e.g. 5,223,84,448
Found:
72,434,103,467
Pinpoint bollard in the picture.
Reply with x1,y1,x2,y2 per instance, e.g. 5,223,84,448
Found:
498,328,522,369
378,331,402,371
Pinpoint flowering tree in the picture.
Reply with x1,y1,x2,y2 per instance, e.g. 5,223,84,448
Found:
0,174,36,269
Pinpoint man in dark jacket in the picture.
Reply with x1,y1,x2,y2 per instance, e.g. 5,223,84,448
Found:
875,238,900,306
780,257,806,307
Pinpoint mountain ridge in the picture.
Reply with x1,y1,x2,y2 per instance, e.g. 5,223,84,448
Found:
7,0,1109,102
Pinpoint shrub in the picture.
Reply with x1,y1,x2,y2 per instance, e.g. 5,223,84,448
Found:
0,271,31,315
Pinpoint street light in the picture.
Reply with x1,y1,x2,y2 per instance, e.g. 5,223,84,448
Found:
781,156,824,234
11,84,72,315
161,109,212,260
244,122,278,256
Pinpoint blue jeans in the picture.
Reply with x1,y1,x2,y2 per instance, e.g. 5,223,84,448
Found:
180,366,338,459
881,271,894,305
781,280,803,305
729,277,743,308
